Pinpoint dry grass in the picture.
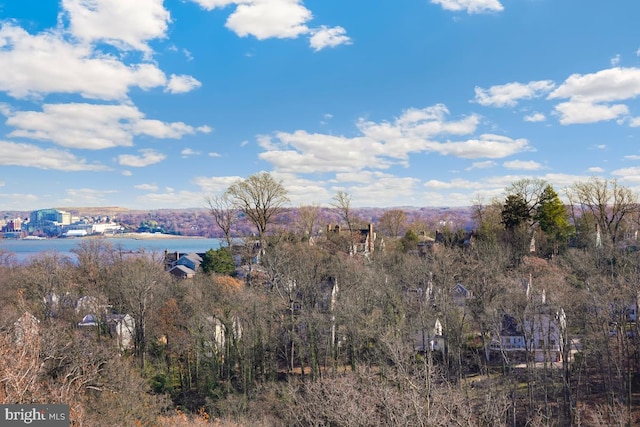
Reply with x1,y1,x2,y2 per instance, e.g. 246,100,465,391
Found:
156,409,244,427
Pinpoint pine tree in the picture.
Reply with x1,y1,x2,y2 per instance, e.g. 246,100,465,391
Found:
501,194,530,230
535,184,569,241
201,247,235,275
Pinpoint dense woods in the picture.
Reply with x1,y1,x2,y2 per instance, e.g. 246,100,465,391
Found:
3,176,640,426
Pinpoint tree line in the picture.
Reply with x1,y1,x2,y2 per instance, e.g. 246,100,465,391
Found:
2,173,640,426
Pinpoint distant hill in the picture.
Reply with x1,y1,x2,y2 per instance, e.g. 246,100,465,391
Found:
56,207,134,216
1,206,475,238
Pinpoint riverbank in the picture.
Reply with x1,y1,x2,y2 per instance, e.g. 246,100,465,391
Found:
100,232,205,240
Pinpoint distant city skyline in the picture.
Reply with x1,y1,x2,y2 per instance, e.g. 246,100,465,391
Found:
1,0,640,210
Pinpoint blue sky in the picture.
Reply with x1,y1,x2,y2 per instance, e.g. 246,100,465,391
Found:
1,0,640,211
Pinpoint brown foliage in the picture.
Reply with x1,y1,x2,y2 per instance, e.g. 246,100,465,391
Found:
214,275,244,291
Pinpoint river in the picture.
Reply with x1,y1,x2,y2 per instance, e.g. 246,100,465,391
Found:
0,235,223,262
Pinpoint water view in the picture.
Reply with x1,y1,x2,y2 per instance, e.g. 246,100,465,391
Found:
0,236,223,262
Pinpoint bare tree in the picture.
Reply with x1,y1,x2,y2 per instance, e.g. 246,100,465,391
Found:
17,253,75,320
110,254,169,369
296,203,321,238
205,193,236,247
378,209,408,238
472,196,504,238
332,191,354,232
226,172,289,243
565,177,639,246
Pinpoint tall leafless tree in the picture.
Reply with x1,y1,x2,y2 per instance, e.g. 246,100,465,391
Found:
296,203,321,238
378,209,408,238
205,193,236,247
565,177,639,247
332,191,354,232
226,172,289,243
110,254,168,369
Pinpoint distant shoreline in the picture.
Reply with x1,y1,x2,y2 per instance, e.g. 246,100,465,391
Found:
99,232,205,240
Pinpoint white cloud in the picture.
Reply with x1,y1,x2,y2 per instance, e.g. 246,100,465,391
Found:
118,149,166,167
630,117,640,127
0,24,166,100
549,67,640,124
422,172,590,206
624,155,640,160
611,54,621,66
503,160,542,170
330,172,422,207
523,112,546,122
369,109,481,143
268,172,332,205
466,160,496,170
430,0,504,14
588,167,605,173
553,101,628,125
425,134,530,159
189,0,249,10
258,105,529,174
61,188,118,206
208,152,222,157
259,132,377,174
6,103,209,149
224,0,312,40
135,190,207,209
190,0,350,50
134,183,160,191
549,67,640,104
309,26,351,51
165,74,202,94
61,0,171,53
424,178,485,190
474,80,555,107
611,166,640,183
0,192,40,211
193,175,244,193
0,140,108,171
0,103,11,116
181,148,200,157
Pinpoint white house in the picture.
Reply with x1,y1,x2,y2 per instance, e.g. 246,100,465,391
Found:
451,283,472,306
491,312,563,363
14,311,40,346
107,314,135,350
415,318,445,355
524,313,562,362
202,315,243,358
78,313,135,350
490,315,526,354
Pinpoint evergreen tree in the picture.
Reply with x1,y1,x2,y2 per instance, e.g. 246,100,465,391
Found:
201,247,236,275
501,194,530,230
535,184,570,241
400,229,419,252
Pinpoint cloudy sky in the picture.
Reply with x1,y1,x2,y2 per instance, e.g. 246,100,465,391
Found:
1,0,640,210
